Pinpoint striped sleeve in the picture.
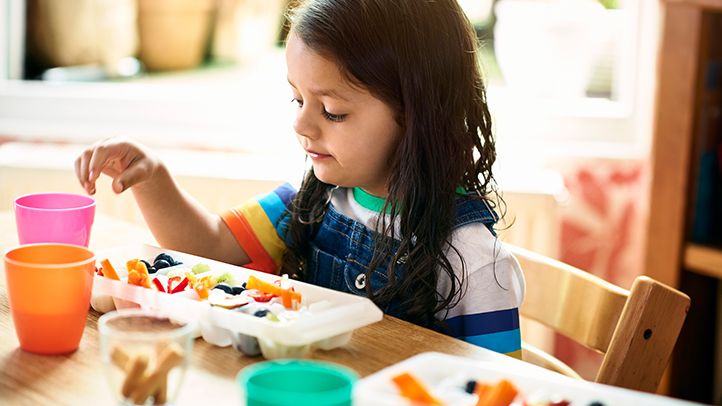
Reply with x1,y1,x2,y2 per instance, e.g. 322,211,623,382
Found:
220,183,296,274
445,308,522,359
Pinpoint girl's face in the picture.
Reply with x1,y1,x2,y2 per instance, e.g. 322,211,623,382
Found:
286,32,402,197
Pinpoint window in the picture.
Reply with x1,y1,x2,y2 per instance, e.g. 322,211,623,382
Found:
459,0,650,160
0,0,654,160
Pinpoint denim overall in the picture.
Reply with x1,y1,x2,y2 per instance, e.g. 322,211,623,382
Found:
304,195,498,322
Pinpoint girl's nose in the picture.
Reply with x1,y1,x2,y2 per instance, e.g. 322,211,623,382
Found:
293,105,321,140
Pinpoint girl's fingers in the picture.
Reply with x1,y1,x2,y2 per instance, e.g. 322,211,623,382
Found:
87,142,120,184
112,158,150,194
74,138,152,195
74,154,83,188
76,148,94,194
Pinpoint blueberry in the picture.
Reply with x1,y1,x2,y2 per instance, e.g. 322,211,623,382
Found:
588,403,605,406
242,282,247,288
154,259,171,270
253,309,269,318
464,380,476,394
140,259,152,270
147,267,157,274
214,284,233,294
231,286,245,295
155,253,180,266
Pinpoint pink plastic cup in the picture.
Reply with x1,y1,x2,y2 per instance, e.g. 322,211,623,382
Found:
14,193,96,247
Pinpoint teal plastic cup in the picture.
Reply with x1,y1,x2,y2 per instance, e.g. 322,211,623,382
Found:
237,360,357,406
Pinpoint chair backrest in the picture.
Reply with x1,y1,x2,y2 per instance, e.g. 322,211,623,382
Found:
508,245,690,393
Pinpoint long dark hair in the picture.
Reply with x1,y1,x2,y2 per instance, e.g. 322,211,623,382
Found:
281,0,499,329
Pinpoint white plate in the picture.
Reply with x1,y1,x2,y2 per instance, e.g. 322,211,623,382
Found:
354,352,702,406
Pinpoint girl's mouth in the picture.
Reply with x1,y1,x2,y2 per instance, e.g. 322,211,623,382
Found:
306,150,332,160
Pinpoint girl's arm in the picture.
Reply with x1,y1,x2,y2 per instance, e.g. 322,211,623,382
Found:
75,137,250,266
131,163,250,266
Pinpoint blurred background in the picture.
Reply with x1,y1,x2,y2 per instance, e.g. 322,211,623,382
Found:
0,0,720,403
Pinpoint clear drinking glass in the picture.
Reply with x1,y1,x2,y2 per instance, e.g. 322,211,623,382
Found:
98,309,195,406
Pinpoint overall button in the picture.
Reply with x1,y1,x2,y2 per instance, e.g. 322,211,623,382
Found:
354,273,366,290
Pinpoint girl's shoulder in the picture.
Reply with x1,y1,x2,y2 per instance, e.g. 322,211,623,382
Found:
442,223,526,311
447,222,518,273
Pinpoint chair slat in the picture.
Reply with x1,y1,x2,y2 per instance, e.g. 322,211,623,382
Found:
508,245,690,393
596,276,690,391
512,245,628,352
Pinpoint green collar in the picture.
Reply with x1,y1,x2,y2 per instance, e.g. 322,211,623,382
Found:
352,187,391,213
352,186,468,213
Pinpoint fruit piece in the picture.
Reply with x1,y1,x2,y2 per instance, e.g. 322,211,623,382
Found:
247,290,274,303
391,372,443,405
134,260,149,274
140,259,153,271
167,276,181,292
127,259,152,288
231,286,245,295
281,287,300,310
100,259,120,281
213,284,233,294
246,275,301,309
474,382,490,401
154,259,171,270
184,272,212,299
465,380,477,394
169,277,189,294
211,271,235,286
208,294,250,309
191,263,210,274
476,379,517,406
127,270,151,288
190,274,212,300
265,312,279,322
253,309,269,318
154,253,177,266
152,277,166,293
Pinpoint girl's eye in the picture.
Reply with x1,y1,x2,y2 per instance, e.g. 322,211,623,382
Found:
291,97,346,122
322,108,347,122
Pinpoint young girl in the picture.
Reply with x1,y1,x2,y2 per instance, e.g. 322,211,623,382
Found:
75,0,524,359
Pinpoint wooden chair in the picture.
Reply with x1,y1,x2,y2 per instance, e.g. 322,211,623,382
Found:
509,245,690,393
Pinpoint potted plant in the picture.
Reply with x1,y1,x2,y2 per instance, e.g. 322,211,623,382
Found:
137,0,216,71
26,0,138,73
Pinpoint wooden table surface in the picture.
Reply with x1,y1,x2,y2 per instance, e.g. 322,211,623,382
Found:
0,211,513,405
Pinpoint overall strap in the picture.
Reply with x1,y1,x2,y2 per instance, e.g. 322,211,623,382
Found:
453,196,499,236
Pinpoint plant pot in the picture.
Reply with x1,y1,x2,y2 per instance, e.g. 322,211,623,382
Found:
26,0,138,68
137,0,216,71
212,0,287,64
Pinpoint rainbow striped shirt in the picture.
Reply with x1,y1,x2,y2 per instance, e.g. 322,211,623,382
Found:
221,184,525,359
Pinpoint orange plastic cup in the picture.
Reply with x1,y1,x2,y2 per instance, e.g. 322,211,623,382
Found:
4,244,96,354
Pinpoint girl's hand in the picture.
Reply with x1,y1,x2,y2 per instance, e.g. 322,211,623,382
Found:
75,137,162,195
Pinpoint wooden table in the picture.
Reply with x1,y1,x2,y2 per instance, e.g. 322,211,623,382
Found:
0,211,515,405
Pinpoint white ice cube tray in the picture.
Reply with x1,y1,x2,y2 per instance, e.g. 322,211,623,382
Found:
91,244,383,359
